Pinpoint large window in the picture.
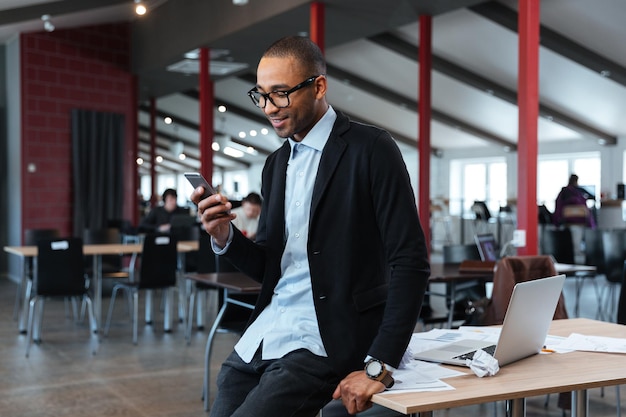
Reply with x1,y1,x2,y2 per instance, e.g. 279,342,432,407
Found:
538,153,600,212
449,158,507,217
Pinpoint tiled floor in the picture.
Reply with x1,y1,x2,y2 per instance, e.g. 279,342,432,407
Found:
0,266,623,417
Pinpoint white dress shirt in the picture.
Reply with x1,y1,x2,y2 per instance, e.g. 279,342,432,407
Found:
234,106,337,362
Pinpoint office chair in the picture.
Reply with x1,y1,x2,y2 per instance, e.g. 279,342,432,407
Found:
420,243,484,329
541,227,601,317
600,229,626,322
185,231,218,343
14,228,60,322
25,237,97,357
83,227,134,280
104,233,178,344
482,255,570,413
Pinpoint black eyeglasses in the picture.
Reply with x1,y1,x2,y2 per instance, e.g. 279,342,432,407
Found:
247,75,322,109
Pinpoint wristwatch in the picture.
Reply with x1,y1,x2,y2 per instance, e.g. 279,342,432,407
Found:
364,358,394,388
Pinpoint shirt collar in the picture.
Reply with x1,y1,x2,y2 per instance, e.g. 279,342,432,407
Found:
288,105,336,153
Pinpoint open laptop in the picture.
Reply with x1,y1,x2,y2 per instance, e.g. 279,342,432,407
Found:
474,233,499,262
414,274,566,367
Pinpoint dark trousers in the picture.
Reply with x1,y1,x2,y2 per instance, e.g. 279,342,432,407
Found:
210,348,341,417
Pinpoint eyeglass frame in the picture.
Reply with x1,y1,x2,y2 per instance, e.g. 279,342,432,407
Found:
247,75,323,109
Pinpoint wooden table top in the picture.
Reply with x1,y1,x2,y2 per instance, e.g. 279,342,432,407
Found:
3,240,198,257
185,272,261,293
372,318,626,415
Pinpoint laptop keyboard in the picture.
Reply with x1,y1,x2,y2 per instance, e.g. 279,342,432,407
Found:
452,344,496,361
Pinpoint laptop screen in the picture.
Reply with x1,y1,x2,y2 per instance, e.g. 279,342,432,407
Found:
474,233,498,262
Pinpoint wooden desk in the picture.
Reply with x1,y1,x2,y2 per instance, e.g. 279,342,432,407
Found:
4,241,197,333
428,263,493,328
428,262,598,327
372,318,626,417
184,272,261,411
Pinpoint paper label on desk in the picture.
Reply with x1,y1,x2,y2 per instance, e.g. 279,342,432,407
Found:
558,333,626,353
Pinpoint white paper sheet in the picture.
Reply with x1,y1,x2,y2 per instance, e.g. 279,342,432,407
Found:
557,333,626,353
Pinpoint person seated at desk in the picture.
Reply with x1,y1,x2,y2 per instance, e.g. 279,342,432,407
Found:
139,188,189,233
230,192,262,240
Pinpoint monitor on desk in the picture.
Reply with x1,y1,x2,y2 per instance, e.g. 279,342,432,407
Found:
474,233,499,262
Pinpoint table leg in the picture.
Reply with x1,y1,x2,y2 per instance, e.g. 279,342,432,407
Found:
447,283,456,328
204,288,229,411
18,257,31,333
509,398,526,417
571,390,588,417
13,256,27,321
92,255,102,333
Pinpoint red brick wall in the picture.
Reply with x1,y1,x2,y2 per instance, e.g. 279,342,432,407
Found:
20,23,136,242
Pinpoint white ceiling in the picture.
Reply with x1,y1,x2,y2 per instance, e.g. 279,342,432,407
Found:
2,0,626,174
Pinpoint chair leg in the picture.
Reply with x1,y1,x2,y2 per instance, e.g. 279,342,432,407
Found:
132,290,139,345
186,287,196,344
34,298,45,342
145,289,153,325
19,279,33,334
104,286,122,336
25,297,39,357
83,295,99,354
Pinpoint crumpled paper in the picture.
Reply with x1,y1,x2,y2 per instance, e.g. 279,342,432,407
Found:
466,349,500,377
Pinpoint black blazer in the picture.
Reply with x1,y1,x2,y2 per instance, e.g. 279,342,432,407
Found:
224,111,430,376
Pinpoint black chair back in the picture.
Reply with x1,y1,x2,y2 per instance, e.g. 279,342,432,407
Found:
138,233,178,289
601,229,626,284
583,228,605,273
618,262,626,325
541,227,575,264
24,228,60,245
196,231,217,273
35,237,86,297
83,228,125,273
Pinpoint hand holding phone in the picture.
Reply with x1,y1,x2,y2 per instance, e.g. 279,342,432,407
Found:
184,172,216,201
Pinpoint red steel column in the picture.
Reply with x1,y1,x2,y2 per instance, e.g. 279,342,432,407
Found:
199,47,214,184
418,16,432,253
516,0,540,255
149,97,157,207
310,2,324,52
130,74,139,225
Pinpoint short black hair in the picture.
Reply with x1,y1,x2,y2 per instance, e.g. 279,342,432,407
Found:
243,192,262,206
262,36,326,77
162,188,177,201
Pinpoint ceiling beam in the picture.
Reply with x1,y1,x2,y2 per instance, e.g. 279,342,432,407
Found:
369,32,617,145
238,71,447,154
0,0,129,25
469,1,626,88
327,63,516,151
138,103,265,157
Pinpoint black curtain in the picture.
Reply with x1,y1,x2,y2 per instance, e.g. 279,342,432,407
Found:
71,109,125,236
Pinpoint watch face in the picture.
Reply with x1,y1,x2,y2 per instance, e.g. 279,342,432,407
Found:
367,360,383,377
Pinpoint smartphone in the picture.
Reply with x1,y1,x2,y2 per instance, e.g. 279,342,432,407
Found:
184,172,217,200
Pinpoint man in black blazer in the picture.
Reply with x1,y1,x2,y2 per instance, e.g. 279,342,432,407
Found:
193,36,429,417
